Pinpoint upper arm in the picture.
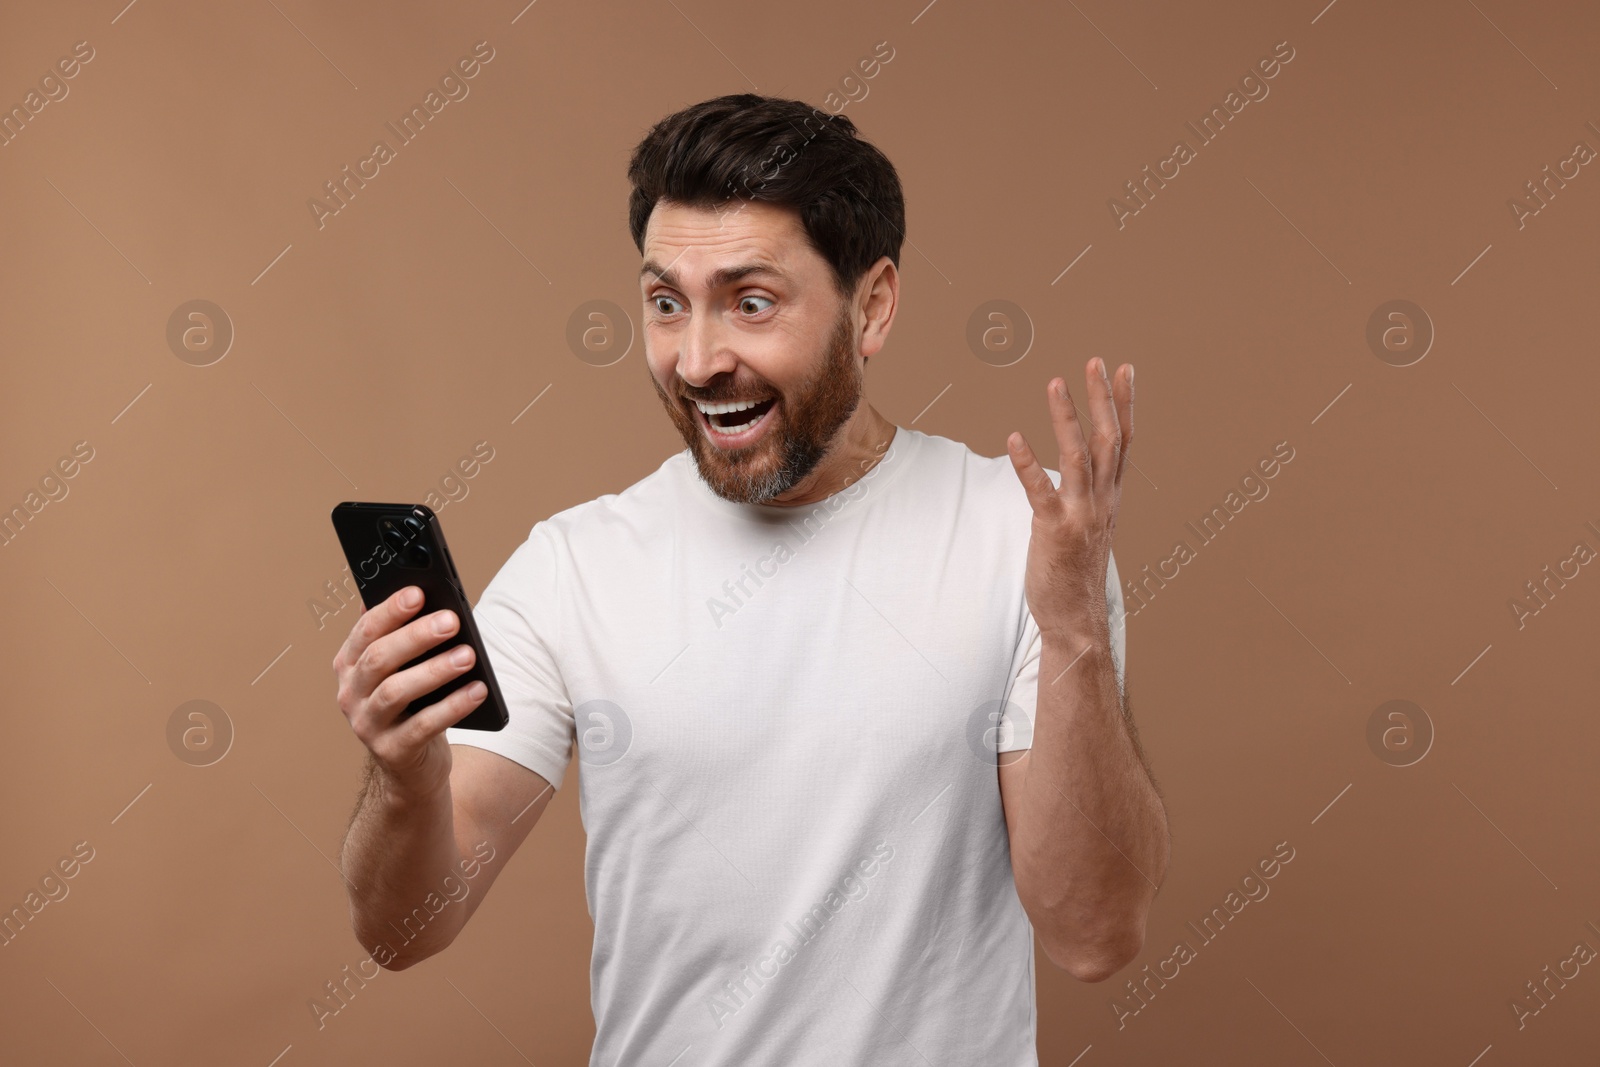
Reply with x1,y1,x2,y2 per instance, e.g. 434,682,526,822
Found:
438,520,575,929
998,757,1027,847
447,744,560,927
443,521,576,794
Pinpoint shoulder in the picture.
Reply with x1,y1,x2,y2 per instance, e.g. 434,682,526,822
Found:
904,428,1057,515
530,449,690,553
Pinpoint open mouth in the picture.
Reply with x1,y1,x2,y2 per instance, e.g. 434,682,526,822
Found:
689,395,779,444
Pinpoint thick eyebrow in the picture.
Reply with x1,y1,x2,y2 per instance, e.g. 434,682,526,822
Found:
639,260,789,292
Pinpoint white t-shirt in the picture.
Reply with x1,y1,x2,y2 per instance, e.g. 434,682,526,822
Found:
447,425,1126,1066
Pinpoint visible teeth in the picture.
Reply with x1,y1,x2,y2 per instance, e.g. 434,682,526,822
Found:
694,397,767,416
709,408,767,435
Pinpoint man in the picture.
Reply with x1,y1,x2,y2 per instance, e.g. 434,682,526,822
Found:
335,93,1168,1065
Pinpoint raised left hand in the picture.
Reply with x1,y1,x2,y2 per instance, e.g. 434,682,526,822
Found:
1005,357,1134,642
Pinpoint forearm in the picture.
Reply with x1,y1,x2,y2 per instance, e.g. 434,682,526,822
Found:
1010,626,1168,977
339,755,467,969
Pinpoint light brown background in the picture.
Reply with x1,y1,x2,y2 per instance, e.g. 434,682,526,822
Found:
3,0,1597,1063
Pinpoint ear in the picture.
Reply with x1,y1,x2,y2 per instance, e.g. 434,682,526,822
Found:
858,256,899,360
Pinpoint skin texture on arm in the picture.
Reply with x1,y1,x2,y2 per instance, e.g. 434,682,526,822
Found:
998,662,1167,982
998,359,1171,982
339,746,557,969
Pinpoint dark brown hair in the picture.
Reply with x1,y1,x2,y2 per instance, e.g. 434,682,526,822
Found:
627,94,905,299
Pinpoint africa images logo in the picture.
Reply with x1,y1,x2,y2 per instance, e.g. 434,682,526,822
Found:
306,41,496,230
704,842,894,1030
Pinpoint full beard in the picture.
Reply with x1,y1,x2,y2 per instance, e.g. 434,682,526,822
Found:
651,304,863,505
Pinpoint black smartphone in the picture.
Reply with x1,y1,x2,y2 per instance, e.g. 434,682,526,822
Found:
330,502,509,731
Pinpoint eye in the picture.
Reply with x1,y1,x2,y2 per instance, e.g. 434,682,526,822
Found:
738,295,774,315
651,294,684,315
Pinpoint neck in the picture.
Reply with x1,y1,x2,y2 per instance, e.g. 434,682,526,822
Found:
765,403,898,507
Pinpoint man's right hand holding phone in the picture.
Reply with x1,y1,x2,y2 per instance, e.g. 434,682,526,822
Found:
330,585,493,967
332,583,558,971
332,585,489,802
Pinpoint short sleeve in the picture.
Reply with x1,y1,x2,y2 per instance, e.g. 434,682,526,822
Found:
445,522,576,790
997,550,1127,754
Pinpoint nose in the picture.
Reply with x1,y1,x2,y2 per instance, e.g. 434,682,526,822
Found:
676,307,738,391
